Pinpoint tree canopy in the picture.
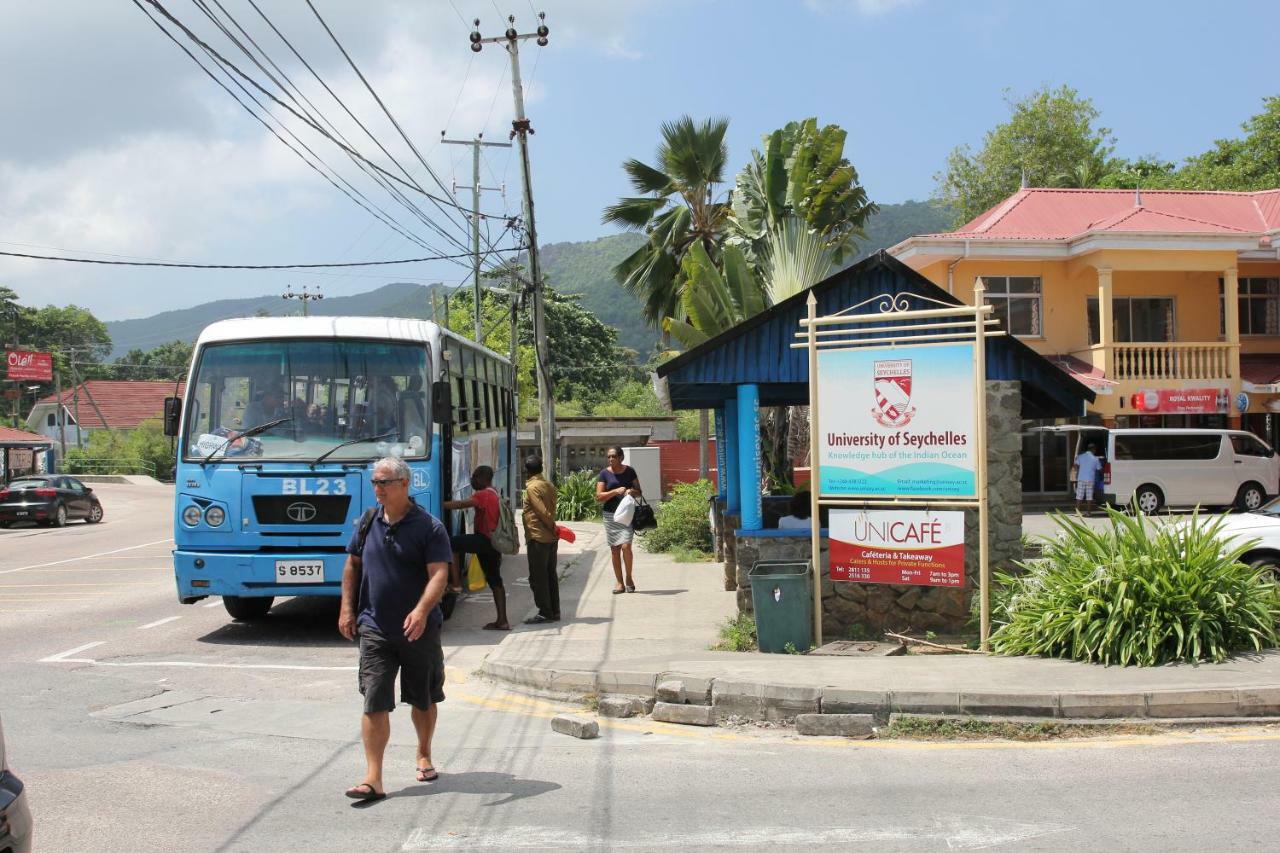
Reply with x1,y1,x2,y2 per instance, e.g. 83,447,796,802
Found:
933,86,1116,226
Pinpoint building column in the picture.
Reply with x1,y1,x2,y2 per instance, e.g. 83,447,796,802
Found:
724,400,740,515
714,407,728,499
1097,267,1114,380
1225,267,1242,428
736,384,762,531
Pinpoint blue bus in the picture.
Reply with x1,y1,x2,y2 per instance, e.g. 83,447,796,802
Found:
165,316,517,621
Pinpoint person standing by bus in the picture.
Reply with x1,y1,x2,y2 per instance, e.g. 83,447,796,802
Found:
339,456,452,801
443,465,509,630
521,455,560,624
596,446,642,594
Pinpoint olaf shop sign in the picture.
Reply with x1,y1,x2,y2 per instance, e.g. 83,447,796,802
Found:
816,343,976,498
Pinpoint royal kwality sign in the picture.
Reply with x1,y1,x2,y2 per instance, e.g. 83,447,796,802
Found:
815,343,976,498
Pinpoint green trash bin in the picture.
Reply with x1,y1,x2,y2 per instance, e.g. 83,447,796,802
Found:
748,560,814,654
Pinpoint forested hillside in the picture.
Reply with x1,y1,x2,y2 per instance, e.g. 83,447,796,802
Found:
104,201,950,360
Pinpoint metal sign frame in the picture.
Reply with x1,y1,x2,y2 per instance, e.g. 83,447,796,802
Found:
794,281,1002,649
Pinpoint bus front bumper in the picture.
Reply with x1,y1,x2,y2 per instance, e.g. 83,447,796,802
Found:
174,550,348,603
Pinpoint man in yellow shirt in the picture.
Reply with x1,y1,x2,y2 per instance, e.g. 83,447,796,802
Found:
521,456,560,624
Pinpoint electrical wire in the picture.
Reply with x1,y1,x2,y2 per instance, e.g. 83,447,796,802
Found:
133,0,452,259
0,247,518,269
198,0,469,260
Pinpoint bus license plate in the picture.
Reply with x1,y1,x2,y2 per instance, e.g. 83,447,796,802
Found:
275,561,325,583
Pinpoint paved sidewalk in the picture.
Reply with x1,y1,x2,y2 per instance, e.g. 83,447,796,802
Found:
480,520,1280,721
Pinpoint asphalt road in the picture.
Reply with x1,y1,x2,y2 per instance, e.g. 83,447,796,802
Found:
3,483,1280,852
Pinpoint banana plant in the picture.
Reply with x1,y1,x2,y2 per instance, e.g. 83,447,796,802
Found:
662,242,767,348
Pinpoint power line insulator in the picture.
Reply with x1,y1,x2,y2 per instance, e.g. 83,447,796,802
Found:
471,41,483,53
536,23,549,38
470,30,482,44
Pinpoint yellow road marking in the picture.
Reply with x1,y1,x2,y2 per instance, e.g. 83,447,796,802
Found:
449,684,1280,752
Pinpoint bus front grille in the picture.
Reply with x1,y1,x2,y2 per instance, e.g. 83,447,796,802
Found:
251,495,351,525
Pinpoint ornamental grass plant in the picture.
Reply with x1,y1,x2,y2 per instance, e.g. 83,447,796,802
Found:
555,468,601,522
989,507,1280,666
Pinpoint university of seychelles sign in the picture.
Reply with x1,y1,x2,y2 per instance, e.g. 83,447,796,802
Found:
816,342,977,498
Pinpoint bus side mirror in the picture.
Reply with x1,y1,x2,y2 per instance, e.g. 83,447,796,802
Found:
431,381,452,424
163,397,182,437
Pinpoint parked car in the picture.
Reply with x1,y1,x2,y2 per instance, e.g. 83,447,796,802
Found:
0,716,33,853
1072,428,1280,514
1200,498,1280,575
0,475,104,528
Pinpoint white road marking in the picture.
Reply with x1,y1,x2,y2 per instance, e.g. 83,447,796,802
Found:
24,567,171,573
0,538,174,576
0,582,162,588
50,658,356,672
139,616,182,630
401,818,1074,850
203,600,224,607
40,641,106,662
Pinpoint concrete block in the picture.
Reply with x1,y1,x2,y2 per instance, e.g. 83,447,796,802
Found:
760,684,821,721
1145,689,1239,718
676,675,714,705
960,692,1058,718
1057,692,1147,720
548,669,597,695
651,702,716,727
597,696,651,719
596,669,658,697
821,688,890,716
890,690,960,716
1237,687,1280,716
551,714,599,739
795,714,875,738
711,679,765,721
656,680,684,704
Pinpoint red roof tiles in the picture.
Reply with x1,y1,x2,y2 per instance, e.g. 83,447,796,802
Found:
0,426,52,445
920,188,1280,241
36,380,185,430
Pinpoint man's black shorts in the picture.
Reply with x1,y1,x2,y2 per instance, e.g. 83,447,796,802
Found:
357,620,445,714
452,532,503,589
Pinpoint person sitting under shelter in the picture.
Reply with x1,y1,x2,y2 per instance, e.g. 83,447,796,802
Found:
776,491,813,530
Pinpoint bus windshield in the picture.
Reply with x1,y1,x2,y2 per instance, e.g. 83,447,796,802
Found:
183,339,431,462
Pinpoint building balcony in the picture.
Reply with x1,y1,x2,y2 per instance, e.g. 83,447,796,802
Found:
1089,342,1236,383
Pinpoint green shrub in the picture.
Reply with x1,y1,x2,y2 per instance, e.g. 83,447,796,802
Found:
712,612,757,651
640,479,714,554
62,418,176,480
988,507,1280,666
556,468,601,522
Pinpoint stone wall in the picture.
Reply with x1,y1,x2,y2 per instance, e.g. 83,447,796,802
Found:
732,381,1024,641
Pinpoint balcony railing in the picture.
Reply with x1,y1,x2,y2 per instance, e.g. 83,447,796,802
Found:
1105,342,1235,382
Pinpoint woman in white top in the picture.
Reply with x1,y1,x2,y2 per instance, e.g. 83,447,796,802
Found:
776,491,812,530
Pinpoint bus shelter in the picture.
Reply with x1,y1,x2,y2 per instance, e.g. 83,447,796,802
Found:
655,252,1094,641
0,426,54,482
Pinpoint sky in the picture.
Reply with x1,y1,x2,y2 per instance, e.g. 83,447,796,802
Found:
1,0,1276,324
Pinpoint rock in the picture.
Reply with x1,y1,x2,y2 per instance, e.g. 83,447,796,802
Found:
656,680,684,704
551,714,599,739
598,696,648,719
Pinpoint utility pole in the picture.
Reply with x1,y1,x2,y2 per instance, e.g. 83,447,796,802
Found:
471,13,555,472
283,285,323,317
441,133,511,342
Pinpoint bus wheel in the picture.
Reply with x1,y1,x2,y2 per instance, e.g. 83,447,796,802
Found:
223,596,274,621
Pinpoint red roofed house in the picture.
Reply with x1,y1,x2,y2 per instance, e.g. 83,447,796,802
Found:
890,187,1280,495
0,425,53,482
26,380,185,448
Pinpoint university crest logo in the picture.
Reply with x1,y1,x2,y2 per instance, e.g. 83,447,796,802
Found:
871,359,915,428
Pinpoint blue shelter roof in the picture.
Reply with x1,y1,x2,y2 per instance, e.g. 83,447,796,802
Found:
655,251,1094,418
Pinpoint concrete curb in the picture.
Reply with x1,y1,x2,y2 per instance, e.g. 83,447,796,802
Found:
478,660,1280,722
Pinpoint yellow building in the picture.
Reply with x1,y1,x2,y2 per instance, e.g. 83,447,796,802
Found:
890,187,1280,493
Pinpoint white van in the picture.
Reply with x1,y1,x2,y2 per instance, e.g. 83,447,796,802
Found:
1074,429,1280,513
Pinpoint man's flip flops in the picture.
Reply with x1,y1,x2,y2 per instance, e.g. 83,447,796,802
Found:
345,783,386,802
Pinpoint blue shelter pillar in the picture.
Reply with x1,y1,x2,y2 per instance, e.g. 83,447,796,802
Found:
714,407,728,500
724,400,740,514
736,383,762,530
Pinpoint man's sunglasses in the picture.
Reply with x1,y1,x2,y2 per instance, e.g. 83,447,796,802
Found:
371,477,405,487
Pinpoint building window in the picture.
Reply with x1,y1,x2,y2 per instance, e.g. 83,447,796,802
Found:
1087,297,1175,344
982,276,1041,336
1219,277,1280,336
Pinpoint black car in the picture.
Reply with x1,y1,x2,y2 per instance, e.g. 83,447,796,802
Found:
0,475,104,528
0,716,33,853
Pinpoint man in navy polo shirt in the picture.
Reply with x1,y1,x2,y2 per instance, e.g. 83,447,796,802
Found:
339,456,452,802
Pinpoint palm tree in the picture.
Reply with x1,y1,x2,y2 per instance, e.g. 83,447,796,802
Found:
603,116,731,329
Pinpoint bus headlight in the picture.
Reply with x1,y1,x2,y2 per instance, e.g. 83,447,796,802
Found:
205,506,226,527
182,505,203,526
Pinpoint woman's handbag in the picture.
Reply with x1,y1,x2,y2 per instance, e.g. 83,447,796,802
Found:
631,496,657,531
